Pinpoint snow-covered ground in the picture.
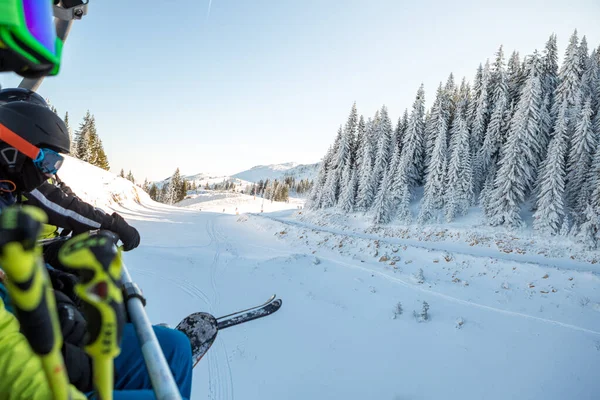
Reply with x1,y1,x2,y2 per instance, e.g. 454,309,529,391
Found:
177,192,305,215
59,159,600,400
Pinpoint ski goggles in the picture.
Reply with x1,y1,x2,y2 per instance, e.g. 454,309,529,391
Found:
0,0,62,78
33,147,63,174
0,122,64,175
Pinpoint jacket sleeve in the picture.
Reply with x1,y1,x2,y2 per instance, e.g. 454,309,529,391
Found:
0,298,87,399
62,342,94,392
24,181,114,234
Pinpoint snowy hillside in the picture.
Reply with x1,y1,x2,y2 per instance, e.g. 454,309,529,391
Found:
50,155,600,400
231,162,319,183
58,155,158,212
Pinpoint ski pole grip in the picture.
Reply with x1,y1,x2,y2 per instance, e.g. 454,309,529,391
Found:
0,206,71,400
58,231,126,352
0,207,56,354
59,230,126,400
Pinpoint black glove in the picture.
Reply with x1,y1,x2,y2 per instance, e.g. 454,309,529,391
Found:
54,290,87,346
109,212,140,251
48,268,81,308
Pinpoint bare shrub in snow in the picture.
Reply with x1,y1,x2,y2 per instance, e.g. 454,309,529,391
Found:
421,301,430,320
414,301,430,322
414,268,425,284
455,317,465,329
580,297,591,307
393,302,403,319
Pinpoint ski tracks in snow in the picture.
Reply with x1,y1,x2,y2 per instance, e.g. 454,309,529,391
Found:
205,217,235,400
127,267,212,308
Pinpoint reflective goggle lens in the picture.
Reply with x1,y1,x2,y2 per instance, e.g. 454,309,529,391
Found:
22,0,56,55
34,148,64,175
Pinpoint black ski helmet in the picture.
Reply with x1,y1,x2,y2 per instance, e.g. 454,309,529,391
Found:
0,87,49,108
0,101,70,192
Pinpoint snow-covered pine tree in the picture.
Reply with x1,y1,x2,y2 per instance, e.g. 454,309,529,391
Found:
418,83,449,224
444,86,473,222
487,45,506,104
344,102,359,164
63,111,73,152
369,106,394,198
578,203,600,249
542,34,559,113
550,31,582,128
87,116,109,170
392,85,426,221
468,61,491,162
309,124,343,209
423,84,445,172
306,144,334,209
533,102,569,234
444,73,458,140
372,141,401,224
356,117,377,211
581,49,600,114
119,169,125,178
532,34,560,169
400,85,426,187
422,110,432,167
507,51,524,109
74,110,93,161
354,115,366,171
488,52,545,227
368,111,381,167
579,35,589,76
577,120,600,247
148,184,158,201
126,170,135,183
179,180,189,202
339,165,357,213
320,127,344,208
400,109,409,136
171,168,183,204
565,98,596,213
476,47,510,197
337,104,359,211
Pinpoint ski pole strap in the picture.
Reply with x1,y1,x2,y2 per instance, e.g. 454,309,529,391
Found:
0,205,71,400
122,281,146,306
58,230,126,400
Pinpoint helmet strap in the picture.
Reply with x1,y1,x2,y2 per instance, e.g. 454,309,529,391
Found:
0,123,40,160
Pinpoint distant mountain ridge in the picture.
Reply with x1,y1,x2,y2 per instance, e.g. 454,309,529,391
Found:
232,162,320,182
152,161,320,188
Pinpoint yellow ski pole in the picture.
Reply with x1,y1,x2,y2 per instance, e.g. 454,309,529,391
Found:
59,230,126,400
0,205,71,400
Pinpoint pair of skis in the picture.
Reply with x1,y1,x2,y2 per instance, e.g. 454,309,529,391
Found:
176,295,282,367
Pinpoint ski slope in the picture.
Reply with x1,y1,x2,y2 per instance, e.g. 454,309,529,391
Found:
60,159,600,400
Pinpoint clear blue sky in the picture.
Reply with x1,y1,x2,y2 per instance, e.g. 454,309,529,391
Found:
1,0,600,181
